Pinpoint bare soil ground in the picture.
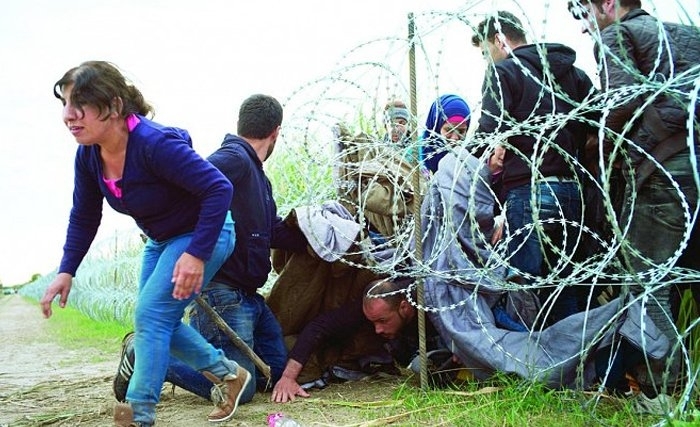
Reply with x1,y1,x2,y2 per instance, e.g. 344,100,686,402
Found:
0,295,404,427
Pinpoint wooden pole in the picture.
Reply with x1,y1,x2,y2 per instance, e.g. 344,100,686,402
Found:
195,296,272,380
408,12,429,390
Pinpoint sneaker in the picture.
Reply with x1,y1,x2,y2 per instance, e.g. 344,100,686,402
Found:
632,392,676,416
113,332,135,402
203,366,251,423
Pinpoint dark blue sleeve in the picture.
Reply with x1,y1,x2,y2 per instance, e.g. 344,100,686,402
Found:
287,299,367,366
148,132,232,261
59,147,104,275
271,216,307,251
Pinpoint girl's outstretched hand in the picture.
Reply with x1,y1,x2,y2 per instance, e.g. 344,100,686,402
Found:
40,272,73,318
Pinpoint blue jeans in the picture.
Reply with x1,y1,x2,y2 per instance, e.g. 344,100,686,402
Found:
166,285,288,404
127,214,236,425
505,181,582,322
164,357,213,401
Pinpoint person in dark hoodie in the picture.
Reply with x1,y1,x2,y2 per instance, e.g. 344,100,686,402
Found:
113,94,309,411
471,11,597,323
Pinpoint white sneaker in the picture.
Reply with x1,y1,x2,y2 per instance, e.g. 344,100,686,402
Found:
632,392,676,416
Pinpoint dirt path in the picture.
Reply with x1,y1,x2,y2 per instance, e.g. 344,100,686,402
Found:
0,295,402,426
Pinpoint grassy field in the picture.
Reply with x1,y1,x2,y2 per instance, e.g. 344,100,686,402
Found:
6,297,694,426
43,301,133,355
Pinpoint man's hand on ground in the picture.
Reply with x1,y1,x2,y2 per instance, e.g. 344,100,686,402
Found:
271,376,310,403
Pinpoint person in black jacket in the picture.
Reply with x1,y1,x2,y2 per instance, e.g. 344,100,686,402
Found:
471,11,597,324
568,0,700,415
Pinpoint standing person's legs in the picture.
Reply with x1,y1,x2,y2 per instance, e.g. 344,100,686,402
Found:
126,217,236,425
589,166,627,304
537,181,583,321
618,151,699,396
505,184,543,281
505,182,582,323
163,293,285,402
188,289,288,398
164,357,213,400
126,236,197,424
192,288,288,394
252,298,288,390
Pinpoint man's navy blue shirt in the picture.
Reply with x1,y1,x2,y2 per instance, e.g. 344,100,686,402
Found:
207,134,306,293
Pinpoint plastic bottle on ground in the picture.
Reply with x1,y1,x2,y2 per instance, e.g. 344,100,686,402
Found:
267,412,303,427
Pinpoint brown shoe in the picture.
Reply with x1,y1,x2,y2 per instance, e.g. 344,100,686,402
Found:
113,403,148,427
114,402,134,426
203,366,251,423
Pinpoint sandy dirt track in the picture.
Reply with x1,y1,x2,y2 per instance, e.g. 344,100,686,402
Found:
0,295,405,427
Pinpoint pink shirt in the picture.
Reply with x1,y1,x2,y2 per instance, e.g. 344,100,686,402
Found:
102,115,141,198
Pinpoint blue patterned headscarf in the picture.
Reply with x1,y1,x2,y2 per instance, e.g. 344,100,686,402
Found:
420,94,471,173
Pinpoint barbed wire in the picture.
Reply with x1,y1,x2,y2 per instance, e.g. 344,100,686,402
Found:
275,0,700,416
18,0,700,420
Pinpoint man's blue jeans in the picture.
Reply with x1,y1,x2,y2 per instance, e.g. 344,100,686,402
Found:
165,285,288,404
505,181,582,322
126,214,235,425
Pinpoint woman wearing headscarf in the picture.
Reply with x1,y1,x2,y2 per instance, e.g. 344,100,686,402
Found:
419,94,471,174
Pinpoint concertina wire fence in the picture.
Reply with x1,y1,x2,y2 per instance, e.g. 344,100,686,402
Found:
21,0,700,419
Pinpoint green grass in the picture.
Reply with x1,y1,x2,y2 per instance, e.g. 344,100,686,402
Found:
349,375,674,427
44,299,132,353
